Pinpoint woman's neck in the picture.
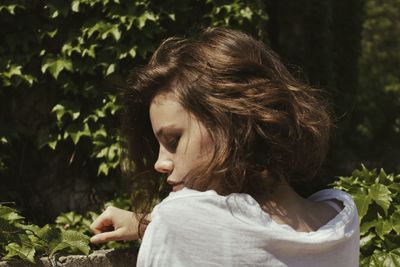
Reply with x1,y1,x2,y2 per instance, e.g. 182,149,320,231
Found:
254,182,337,232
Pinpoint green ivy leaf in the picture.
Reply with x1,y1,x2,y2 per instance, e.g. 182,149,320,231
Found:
378,169,389,182
360,232,376,249
82,44,97,58
168,13,176,21
61,42,81,57
85,21,121,41
351,187,372,220
353,164,377,184
37,225,62,252
46,29,58,38
383,235,400,252
0,217,19,234
392,211,400,234
0,4,24,15
51,102,80,121
1,64,37,86
3,64,22,78
17,224,42,239
105,63,115,76
137,11,157,29
71,0,80,12
4,243,36,263
388,182,400,192
375,219,392,239
239,7,253,20
64,123,90,144
363,249,400,267
97,162,109,176
128,47,137,58
55,212,83,228
43,134,61,150
52,104,66,121
41,56,73,79
0,205,24,222
360,219,377,235
51,230,90,256
369,183,392,216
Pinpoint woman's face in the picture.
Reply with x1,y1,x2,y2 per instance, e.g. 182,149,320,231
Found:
149,92,214,192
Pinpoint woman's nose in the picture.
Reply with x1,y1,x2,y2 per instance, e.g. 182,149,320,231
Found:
154,158,174,174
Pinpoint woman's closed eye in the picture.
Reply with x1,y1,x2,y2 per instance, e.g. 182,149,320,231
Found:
164,136,180,151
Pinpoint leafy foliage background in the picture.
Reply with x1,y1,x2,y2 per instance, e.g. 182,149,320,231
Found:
0,0,399,265
0,0,268,224
0,204,91,263
333,166,400,266
0,194,134,263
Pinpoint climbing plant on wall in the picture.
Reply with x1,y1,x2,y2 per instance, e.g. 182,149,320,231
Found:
0,0,268,222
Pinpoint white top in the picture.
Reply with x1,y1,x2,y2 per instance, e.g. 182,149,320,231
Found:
137,188,359,267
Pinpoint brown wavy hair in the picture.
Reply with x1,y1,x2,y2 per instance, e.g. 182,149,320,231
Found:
122,27,332,235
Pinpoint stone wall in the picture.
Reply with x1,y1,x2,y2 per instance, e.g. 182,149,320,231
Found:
0,249,137,267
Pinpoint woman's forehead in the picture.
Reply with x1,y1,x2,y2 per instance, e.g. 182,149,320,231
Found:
150,92,183,115
150,91,177,105
149,93,188,128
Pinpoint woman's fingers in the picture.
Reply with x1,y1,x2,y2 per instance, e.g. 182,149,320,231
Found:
90,228,125,244
89,206,141,243
90,211,113,235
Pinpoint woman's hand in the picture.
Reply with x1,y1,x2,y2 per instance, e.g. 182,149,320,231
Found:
90,206,140,244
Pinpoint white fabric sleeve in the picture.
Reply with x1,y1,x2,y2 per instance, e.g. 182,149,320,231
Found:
136,194,244,267
136,188,360,267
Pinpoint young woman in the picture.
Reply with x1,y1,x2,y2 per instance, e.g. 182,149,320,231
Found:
90,27,359,266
